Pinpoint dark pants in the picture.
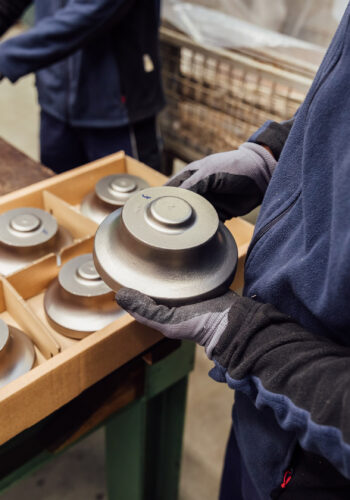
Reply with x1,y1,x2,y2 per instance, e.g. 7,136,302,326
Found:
219,425,259,500
40,111,162,173
220,425,350,500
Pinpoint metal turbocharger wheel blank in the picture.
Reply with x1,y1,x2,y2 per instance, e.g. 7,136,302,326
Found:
44,253,126,339
93,186,238,305
0,319,35,389
0,207,73,276
80,174,150,224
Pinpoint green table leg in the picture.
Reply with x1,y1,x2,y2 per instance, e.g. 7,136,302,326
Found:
145,376,188,500
105,398,148,500
105,341,194,500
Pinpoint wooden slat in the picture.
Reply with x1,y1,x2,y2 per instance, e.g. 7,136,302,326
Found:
43,191,97,239
0,138,53,196
1,278,60,358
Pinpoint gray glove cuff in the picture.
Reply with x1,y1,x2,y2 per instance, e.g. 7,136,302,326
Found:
238,142,277,193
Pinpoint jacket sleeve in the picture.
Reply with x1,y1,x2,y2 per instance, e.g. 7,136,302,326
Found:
0,0,134,82
0,0,32,37
210,295,350,479
249,118,294,160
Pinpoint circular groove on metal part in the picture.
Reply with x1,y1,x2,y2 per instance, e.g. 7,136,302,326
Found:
149,197,193,227
44,253,125,338
94,186,238,305
123,186,218,249
0,224,73,277
10,214,41,233
59,254,112,297
95,174,150,206
77,260,100,281
110,177,137,194
0,207,58,248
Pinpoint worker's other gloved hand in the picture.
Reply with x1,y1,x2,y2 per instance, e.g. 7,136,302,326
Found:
116,288,240,358
166,142,276,221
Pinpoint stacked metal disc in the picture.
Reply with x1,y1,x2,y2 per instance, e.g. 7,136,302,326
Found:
0,207,73,276
80,174,150,224
44,254,125,339
0,319,35,389
94,186,238,305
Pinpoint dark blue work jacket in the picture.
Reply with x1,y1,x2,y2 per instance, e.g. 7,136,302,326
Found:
215,6,350,498
0,0,165,127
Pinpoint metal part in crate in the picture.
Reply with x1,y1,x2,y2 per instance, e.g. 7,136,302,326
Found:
159,27,315,165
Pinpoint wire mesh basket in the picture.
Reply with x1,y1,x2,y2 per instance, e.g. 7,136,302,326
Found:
159,27,315,163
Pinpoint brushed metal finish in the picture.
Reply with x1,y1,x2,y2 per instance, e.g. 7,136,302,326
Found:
95,174,150,205
0,207,58,248
80,191,116,225
94,186,238,305
0,208,73,277
0,319,35,389
80,174,150,224
44,254,125,339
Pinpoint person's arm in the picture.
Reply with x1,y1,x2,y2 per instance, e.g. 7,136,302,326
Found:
167,118,294,221
0,0,134,82
0,0,32,37
116,288,350,479
210,295,350,479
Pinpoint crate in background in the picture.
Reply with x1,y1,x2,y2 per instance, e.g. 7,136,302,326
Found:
160,26,314,164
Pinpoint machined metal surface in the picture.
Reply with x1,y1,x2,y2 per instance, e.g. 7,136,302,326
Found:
0,319,35,389
44,254,125,339
80,174,150,224
0,207,73,276
94,186,238,305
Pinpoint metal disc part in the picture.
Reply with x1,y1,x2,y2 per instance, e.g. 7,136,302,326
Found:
0,319,35,389
94,186,238,305
0,210,73,277
44,254,125,339
0,207,58,248
80,174,150,224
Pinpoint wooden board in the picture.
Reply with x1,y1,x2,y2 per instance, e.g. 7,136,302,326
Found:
0,138,53,195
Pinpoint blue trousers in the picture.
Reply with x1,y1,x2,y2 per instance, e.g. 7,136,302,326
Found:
220,425,260,500
40,111,162,173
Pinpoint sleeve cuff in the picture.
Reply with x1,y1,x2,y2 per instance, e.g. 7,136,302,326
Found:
248,119,294,160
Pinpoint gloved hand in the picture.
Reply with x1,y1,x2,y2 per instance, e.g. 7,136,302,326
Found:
167,142,276,221
116,287,240,358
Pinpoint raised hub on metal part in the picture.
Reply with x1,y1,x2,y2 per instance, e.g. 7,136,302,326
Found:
0,207,58,248
93,186,238,305
80,174,150,225
0,207,74,276
0,319,35,389
44,254,125,339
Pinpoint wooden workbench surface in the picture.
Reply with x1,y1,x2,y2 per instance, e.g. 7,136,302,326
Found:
0,137,54,195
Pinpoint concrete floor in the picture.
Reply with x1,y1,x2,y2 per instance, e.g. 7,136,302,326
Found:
0,28,236,499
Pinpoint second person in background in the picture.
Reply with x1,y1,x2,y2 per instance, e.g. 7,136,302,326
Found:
0,0,165,173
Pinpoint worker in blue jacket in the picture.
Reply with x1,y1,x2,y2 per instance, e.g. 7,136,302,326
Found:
117,3,350,499
0,0,165,173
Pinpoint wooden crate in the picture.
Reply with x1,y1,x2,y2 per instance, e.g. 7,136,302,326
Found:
160,26,314,162
0,151,254,445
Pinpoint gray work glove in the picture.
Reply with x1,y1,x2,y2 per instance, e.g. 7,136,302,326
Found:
116,288,239,358
167,142,276,221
